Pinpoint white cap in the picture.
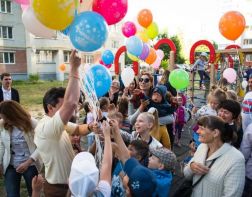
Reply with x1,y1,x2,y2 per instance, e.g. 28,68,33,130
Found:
200,52,208,57
148,107,157,114
69,152,99,197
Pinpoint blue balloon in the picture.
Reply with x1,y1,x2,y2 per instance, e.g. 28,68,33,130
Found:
85,64,112,97
70,11,108,52
101,50,114,65
61,25,71,36
126,36,143,56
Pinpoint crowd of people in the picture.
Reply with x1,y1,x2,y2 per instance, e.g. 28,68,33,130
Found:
0,49,252,197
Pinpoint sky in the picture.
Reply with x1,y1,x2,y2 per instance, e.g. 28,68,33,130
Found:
125,0,251,49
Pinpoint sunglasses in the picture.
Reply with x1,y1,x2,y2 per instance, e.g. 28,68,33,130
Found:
139,78,150,83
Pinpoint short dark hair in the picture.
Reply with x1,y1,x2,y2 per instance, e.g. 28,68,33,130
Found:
219,99,241,119
197,115,234,143
129,140,149,167
1,73,11,80
43,87,65,114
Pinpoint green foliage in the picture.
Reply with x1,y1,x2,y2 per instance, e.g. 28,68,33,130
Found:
212,40,218,50
157,32,186,64
28,74,40,82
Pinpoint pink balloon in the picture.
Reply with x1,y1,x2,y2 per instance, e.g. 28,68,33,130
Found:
122,21,136,37
156,49,164,60
14,0,30,5
139,43,150,60
223,68,237,83
151,56,161,70
99,60,112,68
92,0,128,25
21,4,29,11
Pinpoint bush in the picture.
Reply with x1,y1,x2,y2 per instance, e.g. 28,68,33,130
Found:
29,74,40,82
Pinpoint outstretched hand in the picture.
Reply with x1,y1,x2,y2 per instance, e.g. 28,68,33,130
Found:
69,49,81,69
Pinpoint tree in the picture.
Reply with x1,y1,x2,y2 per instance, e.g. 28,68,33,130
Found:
157,32,186,64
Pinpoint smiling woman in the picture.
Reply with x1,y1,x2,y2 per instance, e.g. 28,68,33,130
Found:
184,115,245,197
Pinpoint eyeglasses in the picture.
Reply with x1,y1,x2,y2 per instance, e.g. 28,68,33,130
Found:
139,78,150,83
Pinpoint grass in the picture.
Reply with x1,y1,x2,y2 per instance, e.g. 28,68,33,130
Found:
0,80,66,196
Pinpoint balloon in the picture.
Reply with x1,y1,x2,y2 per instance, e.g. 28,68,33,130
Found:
147,22,159,39
151,56,161,70
21,4,29,11
137,9,153,28
242,80,248,89
122,21,137,37
70,11,108,52
14,0,29,5
127,52,139,61
59,64,66,72
126,36,143,57
101,50,114,65
92,0,128,25
22,7,57,39
99,60,112,68
219,11,246,41
61,25,72,36
156,49,164,60
86,64,112,97
139,43,150,61
121,67,135,87
169,69,190,90
145,48,157,65
223,68,237,83
32,0,75,30
136,29,149,43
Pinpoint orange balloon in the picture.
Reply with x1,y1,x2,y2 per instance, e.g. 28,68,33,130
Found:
145,48,157,65
137,9,153,28
59,63,66,72
219,11,246,41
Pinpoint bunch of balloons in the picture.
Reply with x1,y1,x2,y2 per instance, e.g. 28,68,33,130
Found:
219,11,246,41
17,0,128,52
123,9,163,70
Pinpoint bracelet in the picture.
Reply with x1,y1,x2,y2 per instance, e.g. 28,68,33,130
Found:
69,74,80,80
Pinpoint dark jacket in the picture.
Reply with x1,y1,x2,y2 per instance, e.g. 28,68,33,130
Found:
0,87,20,103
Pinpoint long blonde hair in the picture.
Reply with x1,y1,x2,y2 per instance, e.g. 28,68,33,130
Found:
0,101,32,132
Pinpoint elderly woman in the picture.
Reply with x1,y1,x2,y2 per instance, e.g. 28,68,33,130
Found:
184,115,245,197
0,101,42,197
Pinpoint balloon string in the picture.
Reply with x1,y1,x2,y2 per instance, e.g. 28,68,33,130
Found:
74,0,78,16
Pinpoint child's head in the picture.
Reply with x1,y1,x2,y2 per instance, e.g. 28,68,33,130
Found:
226,90,238,101
176,96,183,106
135,112,155,134
107,111,123,127
128,140,149,167
117,97,128,118
148,148,176,171
151,85,167,103
207,88,227,110
99,97,110,112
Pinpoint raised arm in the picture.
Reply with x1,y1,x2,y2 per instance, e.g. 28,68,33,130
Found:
59,50,81,124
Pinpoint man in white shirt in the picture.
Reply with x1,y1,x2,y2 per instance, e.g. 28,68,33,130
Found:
0,73,20,103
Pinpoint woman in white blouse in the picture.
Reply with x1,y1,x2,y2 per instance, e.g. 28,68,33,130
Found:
184,115,245,197
0,101,42,197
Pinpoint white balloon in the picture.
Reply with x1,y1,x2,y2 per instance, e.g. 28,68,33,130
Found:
22,7,56,38
242,80,248,89
121,67,135,87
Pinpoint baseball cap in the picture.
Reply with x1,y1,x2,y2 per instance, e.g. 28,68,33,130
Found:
150,147,177,171
69,152,99,197
124,158,157,197
200,52,208,57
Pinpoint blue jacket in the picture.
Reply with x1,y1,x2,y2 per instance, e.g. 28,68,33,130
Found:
151,169,173,197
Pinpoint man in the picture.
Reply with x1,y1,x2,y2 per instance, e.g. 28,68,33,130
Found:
248,74,252,92
34,50,92,197
0,72,20,102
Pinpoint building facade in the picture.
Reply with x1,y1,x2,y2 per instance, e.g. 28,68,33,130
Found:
0,1,125,80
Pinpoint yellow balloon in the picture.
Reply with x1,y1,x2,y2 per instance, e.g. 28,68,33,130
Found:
147,22,159,40
136,29,149,43
127,52,139,61
32,0,75,30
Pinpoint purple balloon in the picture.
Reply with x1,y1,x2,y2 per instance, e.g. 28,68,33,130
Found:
139,44,150,60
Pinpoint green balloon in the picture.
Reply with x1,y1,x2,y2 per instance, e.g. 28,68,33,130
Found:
169,69,189,90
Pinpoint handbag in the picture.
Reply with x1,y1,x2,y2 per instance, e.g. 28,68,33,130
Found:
171,159,217,197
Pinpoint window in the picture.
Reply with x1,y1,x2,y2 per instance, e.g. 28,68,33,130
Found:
0,0,11,13
36,50,55,63
83,55,94,64
243,39,252,45
0,52,15,64
112,40,119,48
0,26,13,39
246,54,252,62
63,51,71,63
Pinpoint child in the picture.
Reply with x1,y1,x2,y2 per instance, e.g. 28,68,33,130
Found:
148,147,177,197
175,96,186,147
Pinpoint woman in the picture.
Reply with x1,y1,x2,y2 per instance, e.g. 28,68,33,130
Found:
184,115,245,197
0,101,42,197
218,99,243,149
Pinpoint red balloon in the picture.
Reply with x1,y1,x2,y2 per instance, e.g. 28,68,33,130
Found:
92,0,128,25
122,21,136,37
219,11,246,41
99,60,111,68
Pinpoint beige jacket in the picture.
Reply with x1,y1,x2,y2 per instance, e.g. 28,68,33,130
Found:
0,118,43,174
